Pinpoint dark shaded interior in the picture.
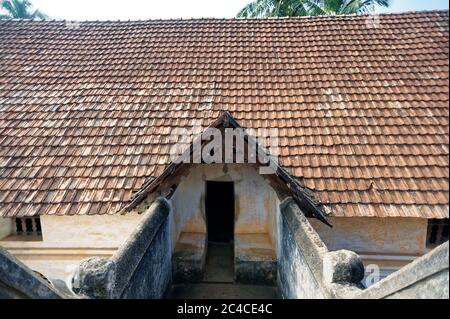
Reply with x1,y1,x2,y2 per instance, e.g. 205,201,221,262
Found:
205,181,234,243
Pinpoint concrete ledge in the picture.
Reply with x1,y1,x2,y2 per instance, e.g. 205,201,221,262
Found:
357,241,449,299
323,250,365,286
112,197,171,298
235,257,277,285
323,250,365,298
0,247,63,299
278,198,329,298
73,197,172,299
278,198,364,299
235,234,277,285
172,233,206,283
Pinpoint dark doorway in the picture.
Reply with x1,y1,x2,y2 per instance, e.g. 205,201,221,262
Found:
204,181,235,283
205,181,234,243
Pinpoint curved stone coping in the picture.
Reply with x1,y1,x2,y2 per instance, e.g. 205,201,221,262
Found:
0,247,64,299
356,241,449,299
278,198,364,299
110,197,171,298
74,197,172,299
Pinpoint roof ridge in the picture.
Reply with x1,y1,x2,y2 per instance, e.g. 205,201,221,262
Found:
0,9,447,23
123,111,332,226
0,7,447,220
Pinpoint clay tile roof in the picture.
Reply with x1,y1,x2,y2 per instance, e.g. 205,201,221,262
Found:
0,10,448,218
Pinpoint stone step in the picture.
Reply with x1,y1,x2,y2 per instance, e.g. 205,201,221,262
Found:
168,283,280,299
202,242,234,283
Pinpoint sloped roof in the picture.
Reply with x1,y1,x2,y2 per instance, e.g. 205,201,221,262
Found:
0,10,448,218
124,111,332,226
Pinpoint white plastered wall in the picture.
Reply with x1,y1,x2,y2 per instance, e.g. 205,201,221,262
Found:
0,217,13,239
309,217,427,255
309,216,428,286
168,163,280,253
0,213,143,281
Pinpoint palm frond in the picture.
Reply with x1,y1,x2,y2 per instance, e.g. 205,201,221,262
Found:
1,0,16,15
237,0,390,18
303,0,329,16
343,0,391,14
0,0,47,19
237,0,263,17
31,9,47,20
342,0,365,14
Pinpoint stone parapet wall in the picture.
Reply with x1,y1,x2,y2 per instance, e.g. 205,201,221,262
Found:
73,197,172,299
0,213,144,283
277,198,364,299
0,247,64,299
357,241,449,299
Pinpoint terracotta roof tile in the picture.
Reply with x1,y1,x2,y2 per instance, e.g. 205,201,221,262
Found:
0,11,448,218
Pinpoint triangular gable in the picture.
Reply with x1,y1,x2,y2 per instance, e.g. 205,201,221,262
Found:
122,112,332,226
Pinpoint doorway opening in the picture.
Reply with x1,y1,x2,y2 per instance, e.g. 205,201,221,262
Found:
204,181,235,282
206,181,234,243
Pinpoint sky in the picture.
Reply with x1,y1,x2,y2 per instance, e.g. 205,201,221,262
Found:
6,0,450,21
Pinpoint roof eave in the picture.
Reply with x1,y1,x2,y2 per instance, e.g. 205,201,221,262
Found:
122,111,333,227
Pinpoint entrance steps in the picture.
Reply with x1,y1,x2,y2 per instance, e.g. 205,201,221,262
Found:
168,283,280,299
169,241,280,299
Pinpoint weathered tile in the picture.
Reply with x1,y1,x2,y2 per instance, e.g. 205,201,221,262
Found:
0,11,448,218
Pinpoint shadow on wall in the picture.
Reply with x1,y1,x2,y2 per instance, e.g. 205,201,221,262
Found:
72,198,172,299
277,198,365,299
356,241,449,299
2,196,447,299
0,247,64,299
277,198,449,299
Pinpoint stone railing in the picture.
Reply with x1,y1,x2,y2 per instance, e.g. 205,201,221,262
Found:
0,247,64,299
356,241,449,299
277,198,364,299
73,197,172,299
